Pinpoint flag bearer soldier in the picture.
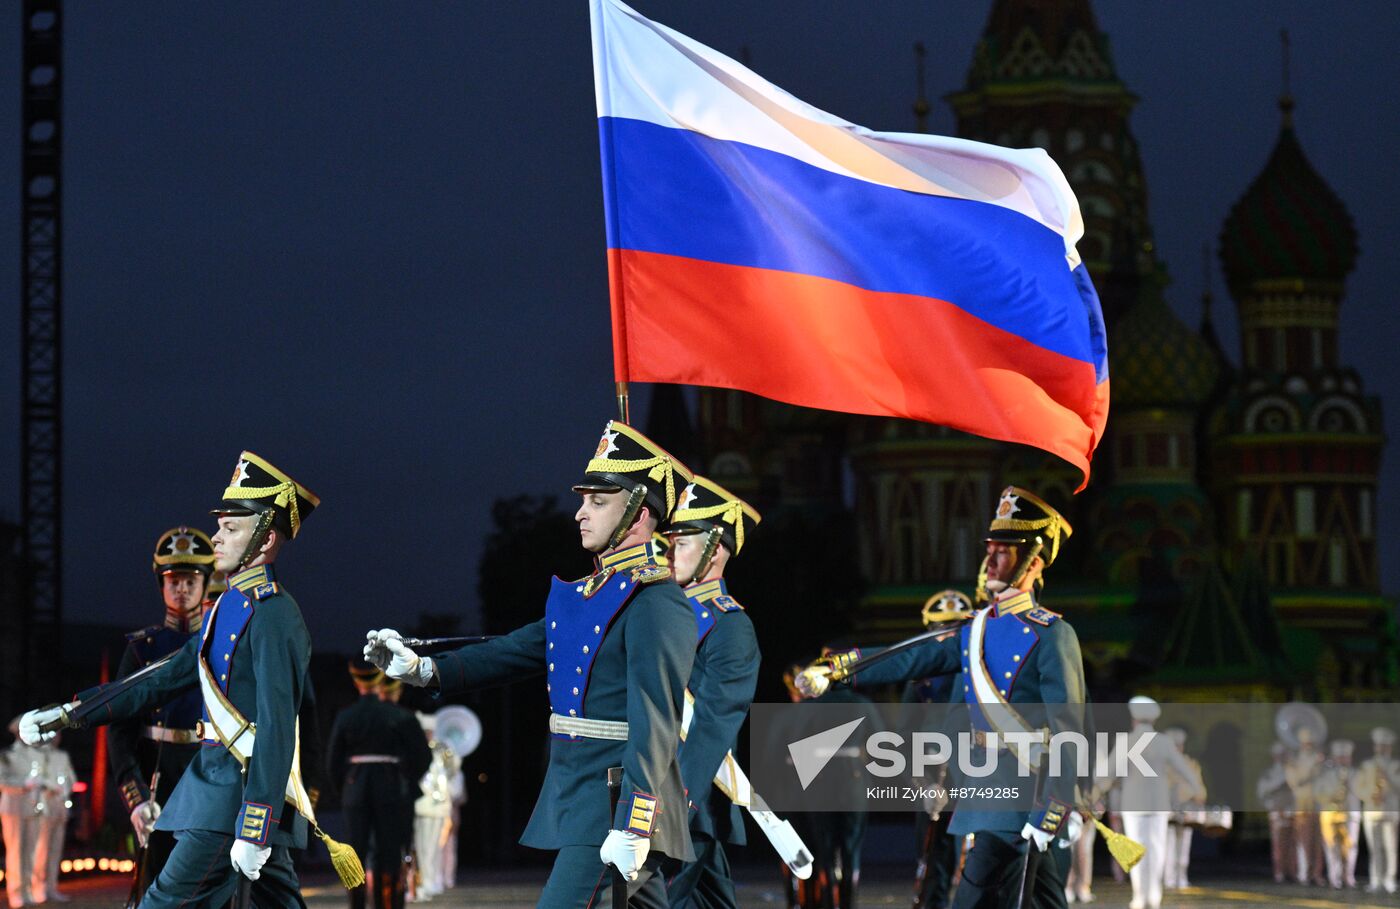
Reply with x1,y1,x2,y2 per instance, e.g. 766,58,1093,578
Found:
109,527,217,896
797,487,1086,909
19,452,337,909
327,663,431,909
366,422,698,909
1355,727,1399,893
905,591,973,909
662,475,761,909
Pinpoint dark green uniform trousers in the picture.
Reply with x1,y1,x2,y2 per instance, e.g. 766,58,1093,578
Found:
952,832,1070,909
138,830,304,909
667,834,739,909
537,847,672,909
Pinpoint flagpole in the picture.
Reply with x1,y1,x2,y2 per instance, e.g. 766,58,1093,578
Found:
615,381,630,423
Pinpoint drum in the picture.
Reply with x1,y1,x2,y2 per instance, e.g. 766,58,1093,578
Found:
1200,806,1233,838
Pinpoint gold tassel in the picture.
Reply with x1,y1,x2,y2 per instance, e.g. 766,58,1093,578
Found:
314,826,366,889
1091,815,1145,872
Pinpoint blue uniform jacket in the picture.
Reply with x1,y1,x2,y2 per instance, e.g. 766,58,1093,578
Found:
679,579,759,846
432,541,697,862
77,565,311,848
850,590,1084,837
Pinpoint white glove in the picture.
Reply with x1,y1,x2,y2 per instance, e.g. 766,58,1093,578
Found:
1062,811,1084,845
19,705,69,745
1021,823,1054,852
599,829,650,881
384,638,435,687
794,666,831,699
130,799,161,848
363,629,400,670
230,839,271,880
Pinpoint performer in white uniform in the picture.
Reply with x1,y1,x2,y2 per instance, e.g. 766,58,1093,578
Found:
1093,697,1201,909
1257,743,1296,883
1316,740,1361,889
1355,727,1398,893
411,714,463,902
1286,727,1326,885
1162,728,1205,890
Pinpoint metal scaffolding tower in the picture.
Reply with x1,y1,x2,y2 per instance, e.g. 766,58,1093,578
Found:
19,0,63,701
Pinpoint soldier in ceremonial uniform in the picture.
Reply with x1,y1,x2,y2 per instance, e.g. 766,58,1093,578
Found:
109,527,217,897
662,475,761,909
327,663,431,909
797,487,1086,909
1355,727,1398,893
905,591,973,909
19,452,324,909
366,422,698,909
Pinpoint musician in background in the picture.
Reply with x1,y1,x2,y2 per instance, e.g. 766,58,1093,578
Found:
1257,743,1296,884
1162,728,1205,890
1316,740,1360,889
1091,696,1202,909
1355,727,1398,894
1285,726,1326,886
1,723,73,908
412,713,465,902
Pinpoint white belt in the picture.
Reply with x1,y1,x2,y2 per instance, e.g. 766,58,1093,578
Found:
549,713,629,741
144,725,200,745
349,755,400,765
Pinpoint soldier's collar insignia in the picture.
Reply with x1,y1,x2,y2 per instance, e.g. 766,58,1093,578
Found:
597,539,665,573
684,579,727,603
992,589,1035,617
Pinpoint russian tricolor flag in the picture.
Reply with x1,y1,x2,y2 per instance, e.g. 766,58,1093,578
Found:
591,0,1109,486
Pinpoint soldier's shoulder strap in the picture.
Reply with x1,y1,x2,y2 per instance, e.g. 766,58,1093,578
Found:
1023,606,1061,626
630,563,671,585
712,594,745,613
125,623,164,642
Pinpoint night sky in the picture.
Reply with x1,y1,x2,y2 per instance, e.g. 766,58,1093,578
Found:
1,2,1397,653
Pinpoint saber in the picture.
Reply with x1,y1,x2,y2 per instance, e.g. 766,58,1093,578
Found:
826,628,947,682
400,635,500,650
39,652,179,733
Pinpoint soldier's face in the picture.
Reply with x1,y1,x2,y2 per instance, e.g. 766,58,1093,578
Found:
576,490,627,553
161,570,207,617
984,543,1020,584
668,532,703,582
212,515,257,571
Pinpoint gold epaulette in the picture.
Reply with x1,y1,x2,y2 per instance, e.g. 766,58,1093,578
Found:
631,564,671,584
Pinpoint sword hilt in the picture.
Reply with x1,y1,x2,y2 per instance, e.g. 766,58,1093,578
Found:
37,703,79,734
